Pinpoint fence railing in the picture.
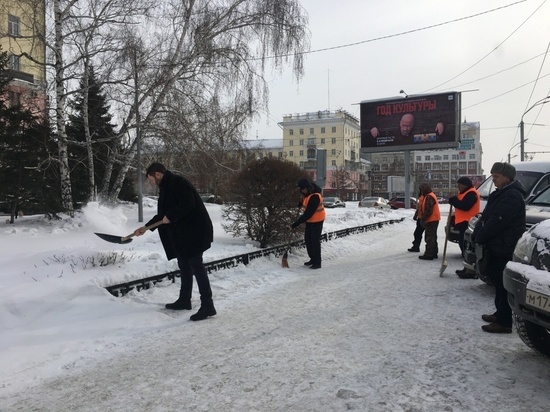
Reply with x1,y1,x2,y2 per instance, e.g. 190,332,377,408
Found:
105,218,404,297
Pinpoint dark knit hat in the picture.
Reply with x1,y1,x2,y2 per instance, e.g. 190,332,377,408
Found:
490,162,516,180
457,176,473,187
297,178,311,189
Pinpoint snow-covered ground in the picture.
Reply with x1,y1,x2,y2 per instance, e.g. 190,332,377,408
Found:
1,200,549,411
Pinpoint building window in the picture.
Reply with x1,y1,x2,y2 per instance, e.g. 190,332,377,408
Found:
289,151,294,157
321,138,325,144
321,127,325,134
299,128,304,135
416,156,421,161
443,155,449,160
332,160,336,166
331,138,336,144
299,139,304,145
8,15,20,37
289,129,294,135
469,153,475,160
331,149,336,156
425,155,431,161
332,126,336,133
299,150,304,156
289,140,293,146
8,91,21,107
8,54,20,71
309,128,314,135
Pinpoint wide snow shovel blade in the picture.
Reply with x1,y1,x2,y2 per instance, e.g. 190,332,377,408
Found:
439,205,453,277
95,221,163,244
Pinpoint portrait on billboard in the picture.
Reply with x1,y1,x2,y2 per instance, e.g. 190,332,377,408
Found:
361,92,460,151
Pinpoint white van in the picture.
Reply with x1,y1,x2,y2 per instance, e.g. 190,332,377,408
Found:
476,161,550,205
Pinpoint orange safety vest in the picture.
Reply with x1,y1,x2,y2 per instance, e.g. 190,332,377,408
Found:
416,195,425,217
421,192,441,223
454,187,480,224
302,193,326,223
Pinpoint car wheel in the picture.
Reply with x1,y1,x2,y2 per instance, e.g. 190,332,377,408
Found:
514,314,550,357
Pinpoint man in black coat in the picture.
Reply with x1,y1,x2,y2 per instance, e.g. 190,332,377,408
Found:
134,163,215,321
473,162,525,333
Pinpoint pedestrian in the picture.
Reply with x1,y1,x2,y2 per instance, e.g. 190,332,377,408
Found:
448,176,480,279
472,162,525,333
418,183,441,260
291,178,326,269
408,190,424,252
134,162,216,321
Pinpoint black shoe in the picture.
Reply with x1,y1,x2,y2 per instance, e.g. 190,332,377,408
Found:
482,322,512,334
419,255,435,260
455,268,467,275
190,305,217,321
408,247,420,252
482,313,498,323
165,299,192,310
310,264,321,269
304,260,313,266
457,270,478,279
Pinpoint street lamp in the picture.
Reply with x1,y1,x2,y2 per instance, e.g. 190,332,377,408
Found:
520,95,550,161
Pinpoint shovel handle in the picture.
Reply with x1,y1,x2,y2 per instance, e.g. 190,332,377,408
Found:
122,220,164,242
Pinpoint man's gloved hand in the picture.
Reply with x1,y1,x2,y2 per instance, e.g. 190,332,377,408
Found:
291,222,299,229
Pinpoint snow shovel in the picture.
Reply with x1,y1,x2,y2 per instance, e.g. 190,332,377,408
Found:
94,220,164,244
439,204,453,277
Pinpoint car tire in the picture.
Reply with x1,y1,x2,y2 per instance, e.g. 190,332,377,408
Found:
514,314,550,357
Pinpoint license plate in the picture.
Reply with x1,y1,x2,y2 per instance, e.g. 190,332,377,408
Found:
526,289,550,314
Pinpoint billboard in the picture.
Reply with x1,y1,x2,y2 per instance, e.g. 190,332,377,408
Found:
360,92,461,153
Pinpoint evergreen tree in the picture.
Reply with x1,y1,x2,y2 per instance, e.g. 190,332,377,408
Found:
0,49,60,222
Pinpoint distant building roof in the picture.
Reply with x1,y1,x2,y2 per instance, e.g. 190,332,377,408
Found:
242,139,283,150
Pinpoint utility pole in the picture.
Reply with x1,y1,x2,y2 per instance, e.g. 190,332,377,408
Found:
520,95,550,162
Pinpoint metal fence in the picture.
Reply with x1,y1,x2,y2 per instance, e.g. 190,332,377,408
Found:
105,218,404,297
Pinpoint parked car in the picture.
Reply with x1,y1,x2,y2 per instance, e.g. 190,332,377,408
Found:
323,197,346,208
504,219,550,357
358,197,391,209
463,182,550,284
456,161,550,250
200,193,223,204
388,196,417,209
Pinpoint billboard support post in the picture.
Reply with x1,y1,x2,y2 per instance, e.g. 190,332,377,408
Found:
404,150,411,209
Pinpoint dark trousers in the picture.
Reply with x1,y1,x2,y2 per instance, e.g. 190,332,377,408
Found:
454,221,469,256
412,219,424,248
305,221,323,265
488,252,513,327
423,221,439,257
177,254,213,306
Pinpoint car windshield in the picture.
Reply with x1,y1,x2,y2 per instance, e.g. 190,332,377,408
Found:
362,197,380,202
476,171,544,200
528,186,550,206
324,197,335,202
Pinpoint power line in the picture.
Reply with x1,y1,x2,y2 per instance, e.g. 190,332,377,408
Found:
421,0,545,93
256,1,527,60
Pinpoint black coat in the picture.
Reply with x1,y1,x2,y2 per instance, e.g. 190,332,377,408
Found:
473,180,526,258
146,171,213,260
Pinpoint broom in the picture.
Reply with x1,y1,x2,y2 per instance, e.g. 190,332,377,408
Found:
281,230,293,268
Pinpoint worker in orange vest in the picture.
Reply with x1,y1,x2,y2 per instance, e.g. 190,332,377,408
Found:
292,178,326,269
418,183,441,260
448,177,481,278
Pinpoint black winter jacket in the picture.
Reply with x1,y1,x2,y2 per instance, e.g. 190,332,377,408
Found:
473,180,525,258
147,171,213,260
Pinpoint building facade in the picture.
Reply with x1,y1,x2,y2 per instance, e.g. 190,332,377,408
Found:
0,0,47,116
363,121,484,200
279,110,369,200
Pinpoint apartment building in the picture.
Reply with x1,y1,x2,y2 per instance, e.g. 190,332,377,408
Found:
0,0,47,116
279,110,369,200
